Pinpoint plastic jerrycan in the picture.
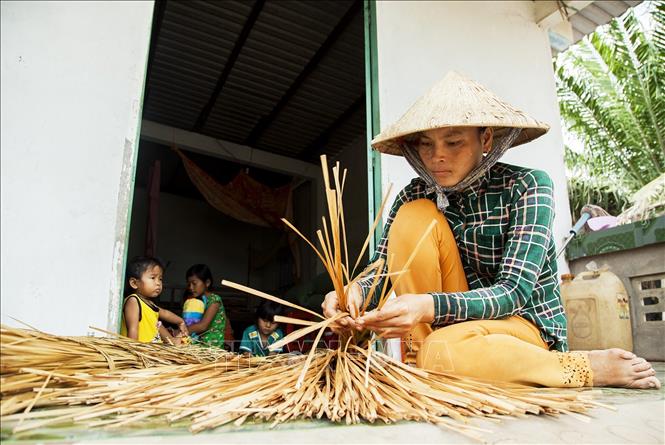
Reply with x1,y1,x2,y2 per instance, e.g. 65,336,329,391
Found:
560,269,633,351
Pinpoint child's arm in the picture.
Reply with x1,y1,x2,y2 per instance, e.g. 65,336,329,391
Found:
158,324,182,346
238,327,253,355
159,308,188,336
187,302,221,334
124,297,140,340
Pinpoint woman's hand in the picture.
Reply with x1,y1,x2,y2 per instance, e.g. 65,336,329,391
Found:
321,283,363,333
355,294,434,338
178,322,189,337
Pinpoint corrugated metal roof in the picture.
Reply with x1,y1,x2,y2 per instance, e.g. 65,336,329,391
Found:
142,0,642,163
144,0,254,131
142,0,364,163
568,1,642,47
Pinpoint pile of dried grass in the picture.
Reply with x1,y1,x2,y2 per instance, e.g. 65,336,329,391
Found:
0,156,606,441
2,344,603,441
1,324,232,417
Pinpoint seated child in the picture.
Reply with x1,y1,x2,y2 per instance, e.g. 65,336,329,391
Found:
120,256,188,344
239,301,284,356
183,264,227,348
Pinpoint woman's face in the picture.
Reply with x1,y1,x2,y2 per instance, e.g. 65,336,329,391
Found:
415,126,493,187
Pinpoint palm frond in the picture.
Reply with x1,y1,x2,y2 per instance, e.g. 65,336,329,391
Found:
555,1,665,221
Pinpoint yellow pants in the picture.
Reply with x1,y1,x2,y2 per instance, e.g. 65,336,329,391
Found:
387,199,592,387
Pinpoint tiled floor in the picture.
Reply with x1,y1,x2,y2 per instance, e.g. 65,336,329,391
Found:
3,364,664,444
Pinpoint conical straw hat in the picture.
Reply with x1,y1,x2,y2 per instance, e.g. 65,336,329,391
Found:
371,71,550,156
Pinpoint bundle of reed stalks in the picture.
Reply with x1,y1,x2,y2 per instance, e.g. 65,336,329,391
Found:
2,344,604,442
0,156,606,441
0,324,233,417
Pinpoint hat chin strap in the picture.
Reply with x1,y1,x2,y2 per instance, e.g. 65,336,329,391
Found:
401,127,522,211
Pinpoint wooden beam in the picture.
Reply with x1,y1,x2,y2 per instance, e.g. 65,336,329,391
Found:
141,120,319,179
193,0,266,132
245,0,362,146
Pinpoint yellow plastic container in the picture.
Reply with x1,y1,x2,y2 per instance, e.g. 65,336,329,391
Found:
561,270,633,351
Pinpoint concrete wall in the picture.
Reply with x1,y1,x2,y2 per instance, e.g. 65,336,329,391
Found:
374,0,572,273
0,1,154,334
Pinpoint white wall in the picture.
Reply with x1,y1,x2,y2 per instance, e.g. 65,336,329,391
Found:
375,0,572,273
1,1,154,334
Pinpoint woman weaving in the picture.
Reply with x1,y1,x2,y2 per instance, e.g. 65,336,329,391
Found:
322,72,660,389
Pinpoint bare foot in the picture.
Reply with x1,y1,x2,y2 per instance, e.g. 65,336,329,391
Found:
588,348,661,389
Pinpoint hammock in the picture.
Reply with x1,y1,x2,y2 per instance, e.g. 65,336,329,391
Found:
174,147,301,278
174,147,292,229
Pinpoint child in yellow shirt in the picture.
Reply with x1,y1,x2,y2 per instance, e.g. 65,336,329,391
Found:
120,256,187,344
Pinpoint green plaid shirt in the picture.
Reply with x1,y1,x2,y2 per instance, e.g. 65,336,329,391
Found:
360,162,568,351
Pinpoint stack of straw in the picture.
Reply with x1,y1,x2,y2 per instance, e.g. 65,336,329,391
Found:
0,156,605,441
2,344,602,441
1,325,232,417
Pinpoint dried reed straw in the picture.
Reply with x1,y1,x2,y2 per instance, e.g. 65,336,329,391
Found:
1,346,597,442
0,324,233,416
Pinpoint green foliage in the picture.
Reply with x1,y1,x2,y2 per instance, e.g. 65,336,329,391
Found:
565,170,630,221
555,1,665,221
